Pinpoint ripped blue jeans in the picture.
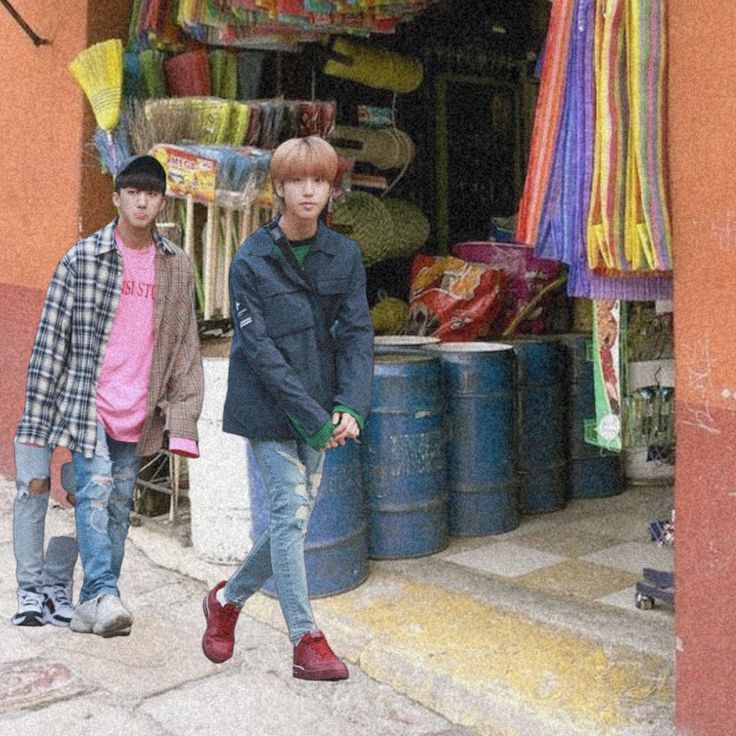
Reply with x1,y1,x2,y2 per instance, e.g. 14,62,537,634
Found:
73,422,141,603
224,439,325,644
13,440,78,592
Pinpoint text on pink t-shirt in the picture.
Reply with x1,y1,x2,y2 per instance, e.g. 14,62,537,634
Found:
95,230,156,443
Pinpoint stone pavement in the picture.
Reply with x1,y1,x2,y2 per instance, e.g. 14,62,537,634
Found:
0,476,476,736
136,482,675,736
0,472,677,736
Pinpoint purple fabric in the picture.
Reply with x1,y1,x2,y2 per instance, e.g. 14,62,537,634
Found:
534,0,671,300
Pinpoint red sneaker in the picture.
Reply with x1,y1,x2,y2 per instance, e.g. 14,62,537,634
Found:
202,581,240,663
293,631,349,681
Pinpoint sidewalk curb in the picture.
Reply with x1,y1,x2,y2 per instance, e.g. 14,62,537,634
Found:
129,523,674,736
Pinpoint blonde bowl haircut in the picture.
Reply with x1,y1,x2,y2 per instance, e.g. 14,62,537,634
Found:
270,136,339,189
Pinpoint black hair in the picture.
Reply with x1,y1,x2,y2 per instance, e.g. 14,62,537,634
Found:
114,170,166,194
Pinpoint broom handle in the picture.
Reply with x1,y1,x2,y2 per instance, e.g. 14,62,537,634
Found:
184,195,194,260
204,204,219,320
126,0,143,51
223,207,234,320
501,275,568,338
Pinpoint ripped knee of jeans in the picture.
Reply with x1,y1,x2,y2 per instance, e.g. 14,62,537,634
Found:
77,475,114,506
17,476,50,498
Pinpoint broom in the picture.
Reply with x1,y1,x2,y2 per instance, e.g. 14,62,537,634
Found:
69,38,123,173
68,39,124,132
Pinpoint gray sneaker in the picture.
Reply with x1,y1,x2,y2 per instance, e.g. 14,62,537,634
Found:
70,594,132,638
42,585,74,627
94,594,132,637
70,597,97,634
11,589,45,627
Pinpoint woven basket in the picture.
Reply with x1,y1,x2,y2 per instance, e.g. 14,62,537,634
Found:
382,198,430,258
332,191,394,266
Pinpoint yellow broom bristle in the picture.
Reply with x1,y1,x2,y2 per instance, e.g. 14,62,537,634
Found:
68,39,123,132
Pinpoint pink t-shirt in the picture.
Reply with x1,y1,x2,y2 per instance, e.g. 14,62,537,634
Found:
95,229,199,458
96,231,156,443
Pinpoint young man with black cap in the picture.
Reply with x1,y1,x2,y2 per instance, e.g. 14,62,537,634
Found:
13,155,203,637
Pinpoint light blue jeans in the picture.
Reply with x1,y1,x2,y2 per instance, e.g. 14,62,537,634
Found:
13,440,78,592
72,422,141,603
224,439,325,644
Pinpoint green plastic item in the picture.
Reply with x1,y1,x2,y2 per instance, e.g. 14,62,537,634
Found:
138,49,167,98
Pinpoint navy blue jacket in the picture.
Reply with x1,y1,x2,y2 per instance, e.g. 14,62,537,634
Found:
223,219,374,441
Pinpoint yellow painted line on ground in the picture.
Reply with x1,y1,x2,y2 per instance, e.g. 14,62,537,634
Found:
319,577,673,732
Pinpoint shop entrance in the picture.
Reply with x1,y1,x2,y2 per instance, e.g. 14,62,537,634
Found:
61,0,677,729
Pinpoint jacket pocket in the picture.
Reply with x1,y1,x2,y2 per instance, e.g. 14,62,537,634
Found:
316,277,349,325
261,286,315,337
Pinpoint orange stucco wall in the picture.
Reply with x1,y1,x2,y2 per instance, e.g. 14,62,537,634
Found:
670,2,736,734
0,1,131,477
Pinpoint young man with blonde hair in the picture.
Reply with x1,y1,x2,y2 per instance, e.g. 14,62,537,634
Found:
201,136,373,680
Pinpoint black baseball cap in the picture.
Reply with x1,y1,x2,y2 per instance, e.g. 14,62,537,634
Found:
114,154,167,191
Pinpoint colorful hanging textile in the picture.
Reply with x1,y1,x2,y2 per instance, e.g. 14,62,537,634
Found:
562,0,671,299
623,0,672,271
515,0,574,247
586,0,628,272
516,0,672,299
586,0,672,273
170,0,439,47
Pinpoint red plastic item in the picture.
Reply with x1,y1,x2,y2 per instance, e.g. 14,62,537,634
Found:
408,254,505,342
164,49,211,97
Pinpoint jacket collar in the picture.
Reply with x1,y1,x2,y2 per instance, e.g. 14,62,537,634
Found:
251,218,341,257
94,218,176,256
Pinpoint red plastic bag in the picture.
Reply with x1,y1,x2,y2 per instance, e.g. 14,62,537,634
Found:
407,255,505,342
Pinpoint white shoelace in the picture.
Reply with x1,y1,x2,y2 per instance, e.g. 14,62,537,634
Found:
46,586,72,609
19,589,44,609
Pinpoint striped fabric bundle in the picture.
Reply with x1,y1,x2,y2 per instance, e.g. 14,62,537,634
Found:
568,0,671,299
623,0,672,271
586,0,628,272
587,0,672,273
515,0,575,247
517,0,672,298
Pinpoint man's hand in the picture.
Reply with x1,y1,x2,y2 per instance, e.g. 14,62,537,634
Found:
322,412,359,449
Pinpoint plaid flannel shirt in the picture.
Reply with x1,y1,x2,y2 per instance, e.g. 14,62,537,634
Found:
15,220,204,459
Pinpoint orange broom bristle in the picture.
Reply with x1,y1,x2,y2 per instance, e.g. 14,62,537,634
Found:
68,39,123,132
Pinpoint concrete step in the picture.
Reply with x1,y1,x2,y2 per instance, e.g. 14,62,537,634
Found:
130,525,675,736
249,559,674,736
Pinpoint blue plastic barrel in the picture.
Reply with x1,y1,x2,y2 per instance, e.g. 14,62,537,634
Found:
569,456,623,498
511,338,567,514
559,334,623,498
361,352,448,559
248,439,369,598
432,343,519,535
